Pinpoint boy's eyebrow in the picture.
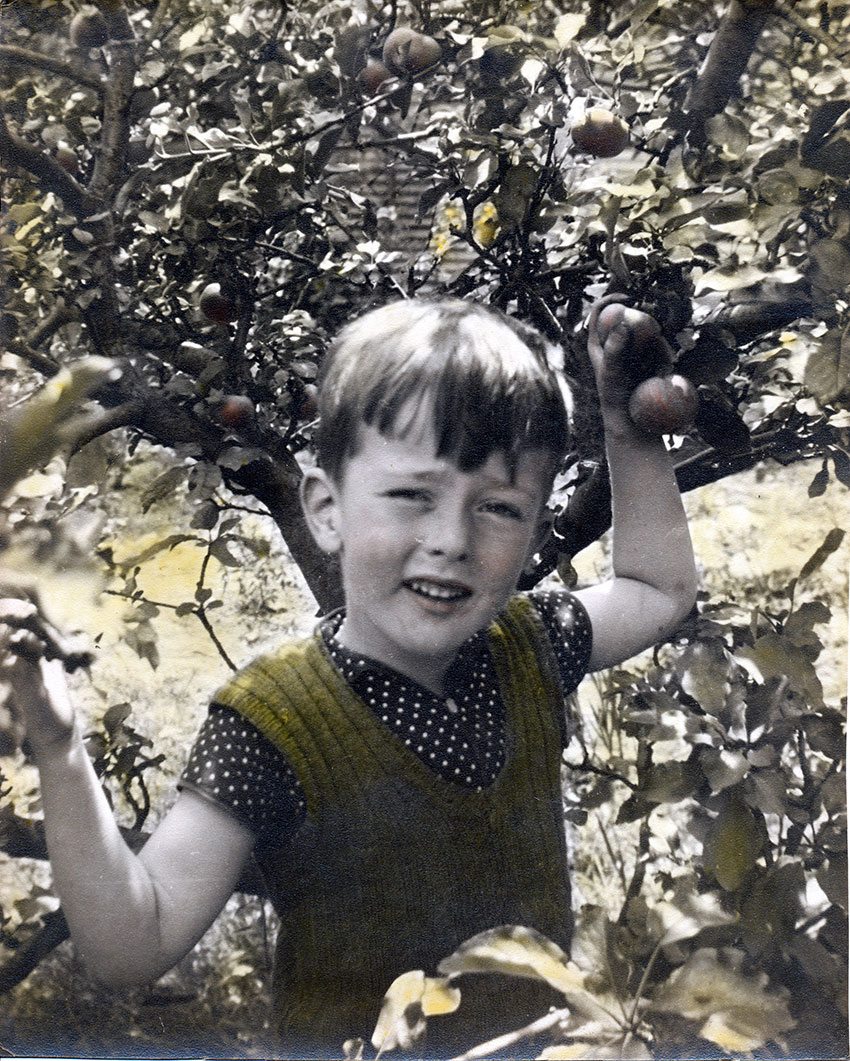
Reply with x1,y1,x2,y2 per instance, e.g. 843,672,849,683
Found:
383,464,540,498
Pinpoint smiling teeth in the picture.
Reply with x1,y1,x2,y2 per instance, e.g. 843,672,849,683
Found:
407,579,468,601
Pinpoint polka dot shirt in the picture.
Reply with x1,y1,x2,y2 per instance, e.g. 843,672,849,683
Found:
180,589,591,846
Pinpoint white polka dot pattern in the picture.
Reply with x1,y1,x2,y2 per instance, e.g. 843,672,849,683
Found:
180,590,591,844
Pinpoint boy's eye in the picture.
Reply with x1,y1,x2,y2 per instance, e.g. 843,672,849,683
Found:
384,488,431,503
480,500,524,520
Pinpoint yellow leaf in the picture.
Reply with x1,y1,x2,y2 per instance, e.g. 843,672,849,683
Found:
371,971,460,1053
553,14,585,47
422,977,461,1016
371,970,426,1053
651,947,795,1052
437,925,585,996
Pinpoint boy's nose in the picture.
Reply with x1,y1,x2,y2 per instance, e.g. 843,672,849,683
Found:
422,510,471,562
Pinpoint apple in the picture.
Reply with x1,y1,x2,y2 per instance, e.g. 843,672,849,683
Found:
597,303,660,348
571,108,629,158
295,383,319,421
359,57,393,95
125,137,152,166
628,374,698,435
55,145,79,177
219,395,254,430
199,282,238,325
70,10,110,49
382,27,441,77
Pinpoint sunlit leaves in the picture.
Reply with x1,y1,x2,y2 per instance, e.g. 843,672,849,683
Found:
438,925,585,996
651,947,795,1052
370,970,460,1054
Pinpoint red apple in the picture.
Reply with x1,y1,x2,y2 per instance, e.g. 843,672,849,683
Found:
571,108,629,158
199,282,238,325
629,374,698,435
382,27,441,77
70,10,109,49
295,383,319,421
55,145,79,176
219,395,254,429
359,58,393,95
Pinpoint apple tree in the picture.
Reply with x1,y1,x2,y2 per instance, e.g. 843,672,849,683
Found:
0,0,847,1055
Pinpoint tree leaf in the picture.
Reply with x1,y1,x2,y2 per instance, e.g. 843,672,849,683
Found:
808,460,829,497
801,99,850,157
804,325,850,406
649,887,736,947
798,527,845,581
437,925,584,996
831,447,850,487
703,795,763,891
651,948,795,1050
370,970,460,1053
675,638,729,715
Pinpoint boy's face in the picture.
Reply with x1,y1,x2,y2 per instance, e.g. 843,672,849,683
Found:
303,401,553,692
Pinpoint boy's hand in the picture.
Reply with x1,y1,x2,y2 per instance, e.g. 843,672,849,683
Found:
586,295,674,413
1,598,78,758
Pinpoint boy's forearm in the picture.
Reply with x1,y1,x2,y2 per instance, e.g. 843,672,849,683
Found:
601,403,697,617
34,727,169,985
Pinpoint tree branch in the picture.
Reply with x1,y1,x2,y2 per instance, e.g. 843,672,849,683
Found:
88,11,137,199
0,45,103,92
0,109,100,219
684,0,777,130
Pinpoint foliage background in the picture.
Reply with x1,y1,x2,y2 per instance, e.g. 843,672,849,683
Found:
0,0,848,1056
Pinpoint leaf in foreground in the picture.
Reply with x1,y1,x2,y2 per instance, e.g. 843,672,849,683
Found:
371,969,460,1054
437,925,585,996
650,947,795,1052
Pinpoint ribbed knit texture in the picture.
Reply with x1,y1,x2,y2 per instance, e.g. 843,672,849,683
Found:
214,597,573,1059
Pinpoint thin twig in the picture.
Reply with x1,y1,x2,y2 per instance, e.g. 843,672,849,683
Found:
446,1007,571,1061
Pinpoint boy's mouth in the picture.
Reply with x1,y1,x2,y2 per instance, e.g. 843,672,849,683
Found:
404,578,472,603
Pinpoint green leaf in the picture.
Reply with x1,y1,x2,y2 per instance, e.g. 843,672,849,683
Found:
675,639,729,715
808,460,829,497
799,527,845,581
804,326,850,406
703,795,763,891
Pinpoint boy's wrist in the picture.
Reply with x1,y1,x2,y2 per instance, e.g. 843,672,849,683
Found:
29,719,82,767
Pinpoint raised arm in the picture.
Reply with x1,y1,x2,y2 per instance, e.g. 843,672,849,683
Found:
1,608,254,987
572,299,698,671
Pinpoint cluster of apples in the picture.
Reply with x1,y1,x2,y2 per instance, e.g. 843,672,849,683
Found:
359,26,442,95
596,303,698,436
195,283,318,431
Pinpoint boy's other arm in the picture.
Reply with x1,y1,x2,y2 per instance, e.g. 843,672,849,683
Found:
572,301,698,672
7,646,255,987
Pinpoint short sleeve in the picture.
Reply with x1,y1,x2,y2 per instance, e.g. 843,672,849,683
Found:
180,703,306,846
527,588,593,695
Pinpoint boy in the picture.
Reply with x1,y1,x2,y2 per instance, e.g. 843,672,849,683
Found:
2,297,696,1058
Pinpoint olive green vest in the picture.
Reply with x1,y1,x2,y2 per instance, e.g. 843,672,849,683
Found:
215,596,573,1058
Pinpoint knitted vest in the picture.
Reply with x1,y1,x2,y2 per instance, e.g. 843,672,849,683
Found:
214,597,573,1058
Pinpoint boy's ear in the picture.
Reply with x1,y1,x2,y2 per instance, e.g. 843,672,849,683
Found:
300,467,342,554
